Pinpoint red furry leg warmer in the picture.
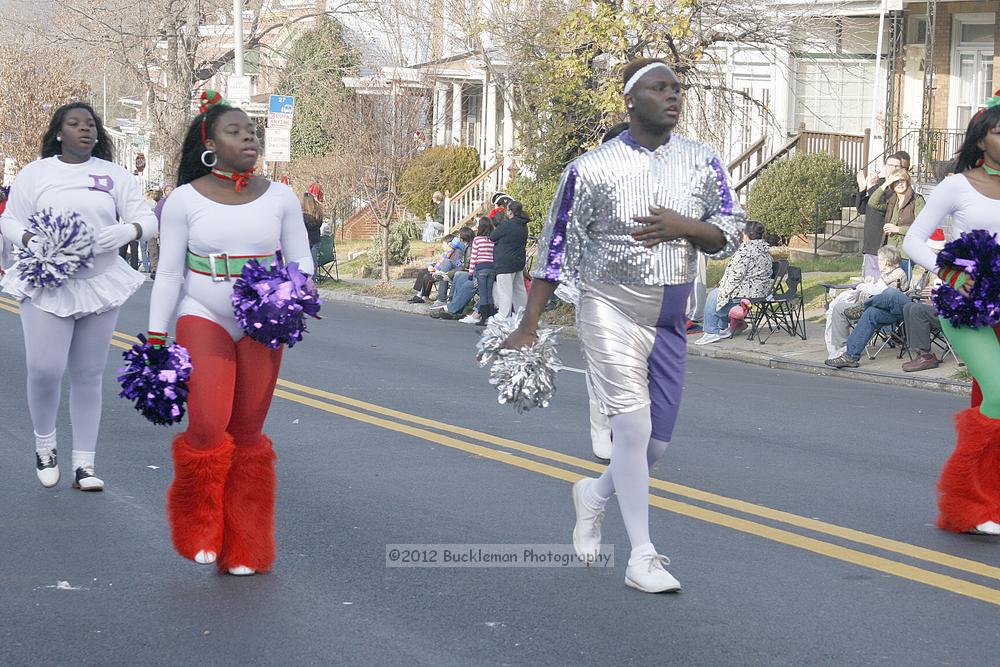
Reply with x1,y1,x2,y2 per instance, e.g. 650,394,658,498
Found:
937,408,1000,533
167,433,235,561
218,436,277,573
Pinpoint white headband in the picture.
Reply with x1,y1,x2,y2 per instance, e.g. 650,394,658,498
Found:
623,63,672,95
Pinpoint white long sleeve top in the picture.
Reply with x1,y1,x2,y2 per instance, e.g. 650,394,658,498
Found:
147,181,314,341
0,156,158,278
903,174,1000,273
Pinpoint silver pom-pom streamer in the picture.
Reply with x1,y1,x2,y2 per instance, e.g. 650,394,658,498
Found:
476,310,562,413
14,208,95,288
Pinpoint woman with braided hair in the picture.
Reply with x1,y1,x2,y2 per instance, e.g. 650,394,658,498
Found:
903,92,1000,535
147,91,313,575
1,102,158,491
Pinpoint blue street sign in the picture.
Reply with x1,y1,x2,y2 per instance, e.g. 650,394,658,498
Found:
268,95,295,115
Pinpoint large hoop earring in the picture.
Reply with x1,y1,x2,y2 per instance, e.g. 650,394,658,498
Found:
201,150,217,168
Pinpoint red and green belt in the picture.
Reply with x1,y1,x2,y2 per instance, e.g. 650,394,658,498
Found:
186,251,276,281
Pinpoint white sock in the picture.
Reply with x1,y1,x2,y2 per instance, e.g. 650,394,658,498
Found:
629,542,657,565
582,478,611,511
35,430,56,453
71,450,95,470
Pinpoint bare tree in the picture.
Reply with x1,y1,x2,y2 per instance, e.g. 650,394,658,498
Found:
0,42,91,169
17,0,374,179
346,83,429,282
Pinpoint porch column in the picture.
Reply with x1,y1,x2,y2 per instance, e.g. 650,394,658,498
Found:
433,83,448,145
451,83,463,145
501,82,514,180
484,78,498,165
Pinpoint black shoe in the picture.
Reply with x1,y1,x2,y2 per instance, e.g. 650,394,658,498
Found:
824,354,859,369
408,296,426,304
36,448,59,488
431,309,462,320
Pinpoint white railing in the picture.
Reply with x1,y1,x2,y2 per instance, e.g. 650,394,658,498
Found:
443,162,502,233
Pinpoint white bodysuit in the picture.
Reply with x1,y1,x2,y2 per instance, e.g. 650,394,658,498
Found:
904,174,1000,273
0,156,158,317
148,182,314,340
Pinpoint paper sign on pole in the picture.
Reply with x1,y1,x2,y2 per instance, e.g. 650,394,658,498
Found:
228,76,252,104
264,127,291,162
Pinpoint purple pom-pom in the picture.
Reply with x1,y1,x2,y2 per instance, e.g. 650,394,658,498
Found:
15,208,95,288
231,252,322,349
117,334,193,426
934,229,1000,329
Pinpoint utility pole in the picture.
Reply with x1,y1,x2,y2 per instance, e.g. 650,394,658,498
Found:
234,0,245,76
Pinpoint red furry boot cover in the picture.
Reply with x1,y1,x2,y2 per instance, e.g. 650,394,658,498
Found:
167,433,235,561
219,436,277,572
937,408,1000,533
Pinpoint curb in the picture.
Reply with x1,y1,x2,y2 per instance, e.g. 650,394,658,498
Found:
318,286,430,315
685,344,972,396
320,285,973,396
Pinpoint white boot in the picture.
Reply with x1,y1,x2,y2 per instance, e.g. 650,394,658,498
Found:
625,552,681,593
589,401,612,461
571,479,606,562
228,566,256,576
971,521,1000,535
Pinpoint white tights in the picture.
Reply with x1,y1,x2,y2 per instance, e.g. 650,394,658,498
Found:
587,407,670,553
19,300,120,454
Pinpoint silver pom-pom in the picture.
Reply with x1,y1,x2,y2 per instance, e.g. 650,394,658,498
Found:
476,310,561,413
15,208,95,288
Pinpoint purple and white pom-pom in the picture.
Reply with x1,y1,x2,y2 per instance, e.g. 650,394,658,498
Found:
15,208,95,288
117,335,192,426
231,252,322,349
934,229,1000,329
476,310,561,413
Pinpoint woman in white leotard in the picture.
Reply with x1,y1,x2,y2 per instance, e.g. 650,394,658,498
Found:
0,102,158,492
903,96,1000,535
146,91,313,576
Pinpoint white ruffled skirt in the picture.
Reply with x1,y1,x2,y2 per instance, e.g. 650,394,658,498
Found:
1,255,144,319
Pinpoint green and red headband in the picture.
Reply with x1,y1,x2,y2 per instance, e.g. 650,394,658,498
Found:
199,89,231,146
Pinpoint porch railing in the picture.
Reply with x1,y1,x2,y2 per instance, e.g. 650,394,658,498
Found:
443,162,502,233
732,124,870,204
808,127,967,256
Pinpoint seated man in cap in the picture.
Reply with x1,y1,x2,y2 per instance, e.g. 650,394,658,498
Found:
826,229,946,369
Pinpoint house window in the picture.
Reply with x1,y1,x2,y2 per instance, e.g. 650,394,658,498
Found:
951,15,995,129
794,57,875,135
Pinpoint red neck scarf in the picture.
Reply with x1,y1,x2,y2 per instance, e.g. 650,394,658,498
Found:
211,167,254,193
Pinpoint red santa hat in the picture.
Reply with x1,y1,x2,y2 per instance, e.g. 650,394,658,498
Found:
927,228,946,250
307,182,325,204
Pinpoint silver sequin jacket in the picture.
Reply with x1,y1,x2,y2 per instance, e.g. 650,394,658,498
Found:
532,132,745,286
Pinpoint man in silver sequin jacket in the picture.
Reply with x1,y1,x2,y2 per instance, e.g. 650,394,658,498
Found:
503,58,744,594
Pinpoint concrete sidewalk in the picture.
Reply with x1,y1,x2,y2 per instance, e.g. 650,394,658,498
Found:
317,283,972,396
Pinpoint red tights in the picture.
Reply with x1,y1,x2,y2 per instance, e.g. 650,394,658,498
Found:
176,316,282,450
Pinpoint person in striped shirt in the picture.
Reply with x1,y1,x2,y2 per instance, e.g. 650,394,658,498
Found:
468,216,497,324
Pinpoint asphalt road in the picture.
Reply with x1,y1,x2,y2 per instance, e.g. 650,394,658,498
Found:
0,284,998,666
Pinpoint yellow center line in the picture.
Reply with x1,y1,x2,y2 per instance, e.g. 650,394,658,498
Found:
3,297,1000,601
274,386,1000,608
272,377,1000,584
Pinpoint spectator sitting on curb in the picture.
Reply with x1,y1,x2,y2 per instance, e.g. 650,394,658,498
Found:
410,233,463,303
825,230,946,369
429,226,474,305
824,244,908,358
694,220,773,346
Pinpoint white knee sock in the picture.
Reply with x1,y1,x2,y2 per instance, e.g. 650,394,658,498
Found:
598,409,655,551
586,434,670,508
35,429,57,453
72,450,96,470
